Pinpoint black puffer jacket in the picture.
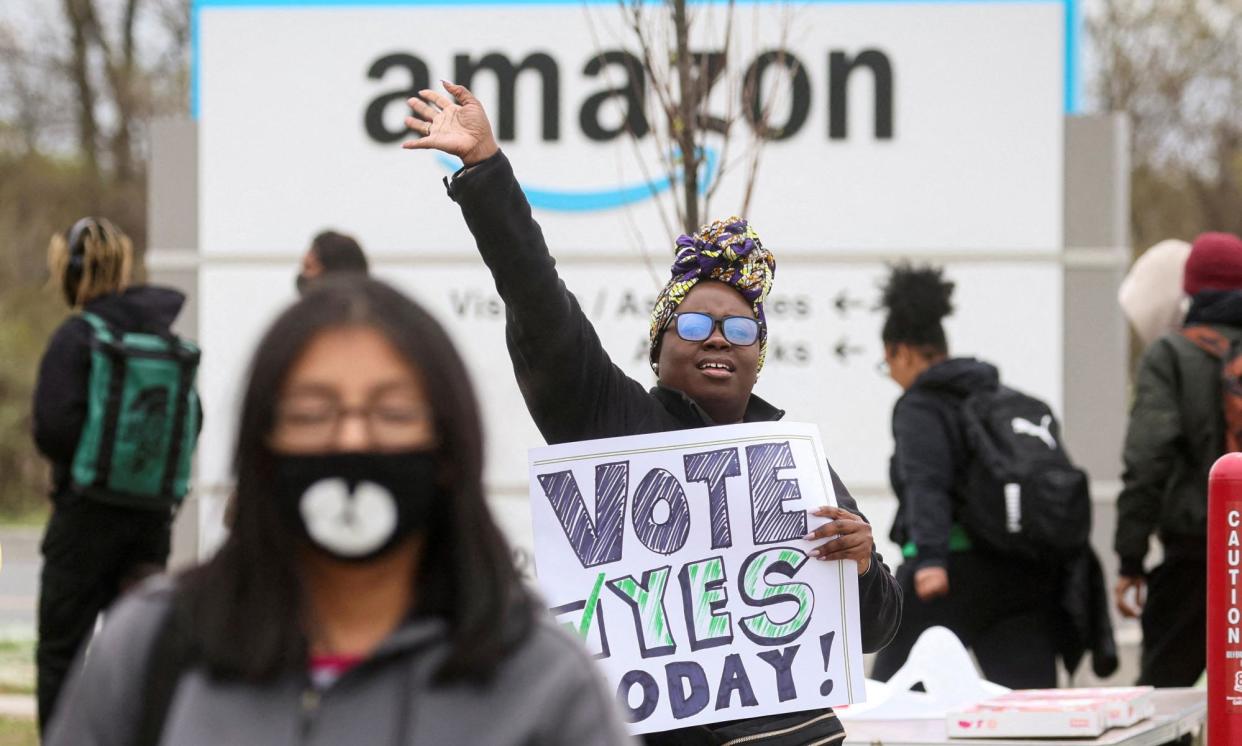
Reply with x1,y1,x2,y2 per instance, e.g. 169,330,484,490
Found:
446,151,901,744
1115,289,1242,576
888,358,999,570
32,286,190,502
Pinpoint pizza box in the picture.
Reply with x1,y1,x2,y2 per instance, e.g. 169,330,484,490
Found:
947,697,1109,738
991,687,1156,728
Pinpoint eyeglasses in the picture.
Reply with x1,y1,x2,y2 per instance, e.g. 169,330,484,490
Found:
665,312,761,346
272,394,434,450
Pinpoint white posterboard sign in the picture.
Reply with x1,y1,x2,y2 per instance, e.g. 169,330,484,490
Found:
528,422,865,734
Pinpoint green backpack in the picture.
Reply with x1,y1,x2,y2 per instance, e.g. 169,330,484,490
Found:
70,311,201,509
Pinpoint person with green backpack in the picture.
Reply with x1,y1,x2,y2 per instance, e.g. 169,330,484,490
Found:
32,217,201,733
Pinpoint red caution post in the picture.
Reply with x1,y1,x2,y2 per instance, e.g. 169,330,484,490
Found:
1209,453,1242,745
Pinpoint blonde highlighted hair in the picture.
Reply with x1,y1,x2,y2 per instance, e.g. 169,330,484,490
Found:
48,218,134,307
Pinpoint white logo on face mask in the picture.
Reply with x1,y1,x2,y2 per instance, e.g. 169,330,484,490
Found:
299,478,398,557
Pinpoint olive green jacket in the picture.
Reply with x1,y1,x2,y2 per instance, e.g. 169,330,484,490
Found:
1114,325,1242,576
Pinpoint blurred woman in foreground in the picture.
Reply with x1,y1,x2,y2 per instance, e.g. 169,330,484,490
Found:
48,277,633,746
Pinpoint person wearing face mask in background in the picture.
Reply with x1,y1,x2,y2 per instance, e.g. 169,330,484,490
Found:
33,217,201,734
404,81,900,746
217,227,373,530
46,277,634,746
296,229,369,294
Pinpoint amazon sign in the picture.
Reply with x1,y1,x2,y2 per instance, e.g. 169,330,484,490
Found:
192,0,1074,555
362,48,894,145
194,0,1071,257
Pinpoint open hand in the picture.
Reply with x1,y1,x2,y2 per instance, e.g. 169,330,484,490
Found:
804,505,873,575
402,81,499,166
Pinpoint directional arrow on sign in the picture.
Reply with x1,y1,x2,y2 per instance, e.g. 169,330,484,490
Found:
834,337,866,364
833,289,867,318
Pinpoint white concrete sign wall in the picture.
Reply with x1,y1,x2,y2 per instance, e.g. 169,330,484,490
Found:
194,0,1070,555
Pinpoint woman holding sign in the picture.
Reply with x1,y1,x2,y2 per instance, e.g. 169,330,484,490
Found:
46,278,633,746
405,83,900,746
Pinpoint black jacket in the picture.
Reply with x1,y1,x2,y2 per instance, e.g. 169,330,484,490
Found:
890,358,1117,677
1055,547,1119,679
1115,290,1242,576
888,358,999,570
447,152,901,742
32,286,190,500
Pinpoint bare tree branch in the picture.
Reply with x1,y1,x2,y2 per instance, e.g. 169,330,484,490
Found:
1090,0,1242,246
62,0,101,179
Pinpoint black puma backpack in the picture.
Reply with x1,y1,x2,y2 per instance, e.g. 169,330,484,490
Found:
957,386,1091,563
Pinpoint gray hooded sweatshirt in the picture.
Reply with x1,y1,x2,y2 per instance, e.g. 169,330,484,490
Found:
47,580,636,746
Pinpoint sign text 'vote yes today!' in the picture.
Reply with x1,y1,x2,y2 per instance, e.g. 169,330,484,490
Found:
528,422,866,735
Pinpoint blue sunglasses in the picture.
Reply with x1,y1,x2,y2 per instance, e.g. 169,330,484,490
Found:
666,312,761,346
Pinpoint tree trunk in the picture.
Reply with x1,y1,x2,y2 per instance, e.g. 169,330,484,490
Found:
84,0,142,183
672,0,699,233
112,0,141,183
62,0,100,180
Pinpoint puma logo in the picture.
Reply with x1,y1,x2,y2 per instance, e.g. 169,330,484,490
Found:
1011,415,1056,449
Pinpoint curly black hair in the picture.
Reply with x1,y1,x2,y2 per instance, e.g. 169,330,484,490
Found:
879,262,955,353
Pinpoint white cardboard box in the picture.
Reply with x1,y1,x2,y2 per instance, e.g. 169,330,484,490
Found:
991,687,1156,729
947,698,1110,738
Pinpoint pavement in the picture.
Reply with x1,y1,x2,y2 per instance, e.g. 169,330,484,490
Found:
0,526,39,631
0,693,34,718
0,526,40,720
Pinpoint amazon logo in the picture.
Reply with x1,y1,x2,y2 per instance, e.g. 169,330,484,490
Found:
433,147,718,212
365,48,894,212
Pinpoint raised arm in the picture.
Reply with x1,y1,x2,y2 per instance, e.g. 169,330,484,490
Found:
404,84,660,444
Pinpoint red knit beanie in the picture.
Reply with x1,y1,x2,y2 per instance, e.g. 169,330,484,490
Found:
1184,232,1242,296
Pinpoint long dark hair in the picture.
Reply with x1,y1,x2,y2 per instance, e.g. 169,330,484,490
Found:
178,276,532,683
880,262,955,355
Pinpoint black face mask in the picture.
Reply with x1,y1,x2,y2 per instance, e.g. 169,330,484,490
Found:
272,451,440,562
295,273,310,295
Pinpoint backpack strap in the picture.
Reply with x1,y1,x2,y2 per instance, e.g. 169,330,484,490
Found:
78,311,128,493
134,603,193,746
1181,325,1231,359
158,356,198,501
79,310,114,344
1181,325,1242,453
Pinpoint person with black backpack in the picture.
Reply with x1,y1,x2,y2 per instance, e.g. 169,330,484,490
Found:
32,217,201,733
869,263,1092,689
1115,231,1242,687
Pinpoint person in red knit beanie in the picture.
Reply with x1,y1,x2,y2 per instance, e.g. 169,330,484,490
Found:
1183,232,1242,296
1115,230,1242,687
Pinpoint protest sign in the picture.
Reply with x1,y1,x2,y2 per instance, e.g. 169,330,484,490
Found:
528,422,865,734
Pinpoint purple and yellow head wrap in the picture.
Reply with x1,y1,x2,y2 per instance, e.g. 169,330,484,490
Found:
649,216,776,373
